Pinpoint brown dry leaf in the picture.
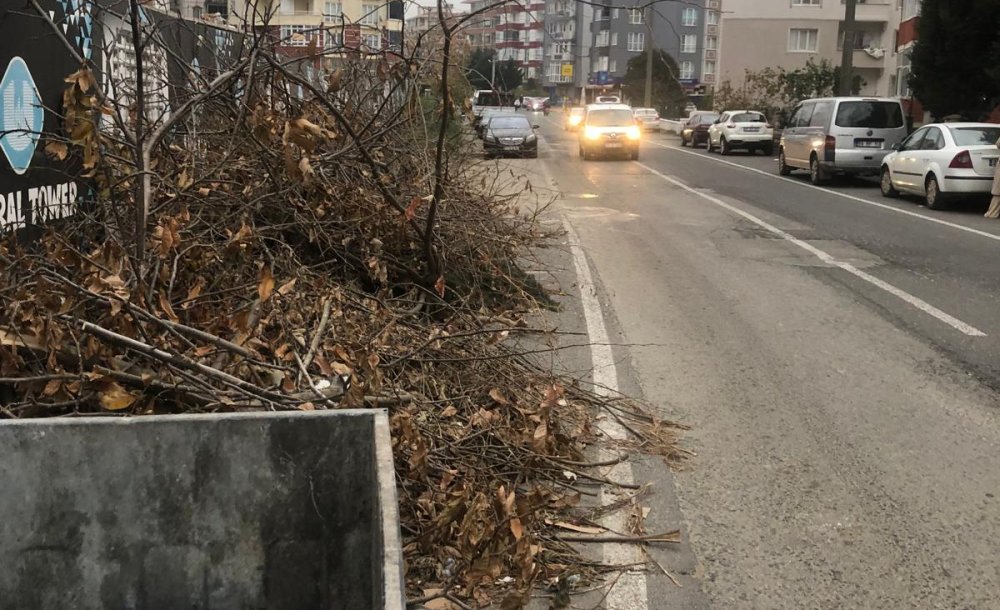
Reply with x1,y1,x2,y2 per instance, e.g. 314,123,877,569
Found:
509,517,524,541
277,278,296,296
421,590,461,610
44,141,68,161
404,196,421,222
42,378,62,397
198,186,212,197
441,405,457,417
315,354,334,376
177,169,194,190
434,275,446,298
552,521,606,535
183,277,206,308
299,402,316,411
327,68,343,93
531,421,548,452
258,265,275,301
489,387,509,405
158,292,179,322
99,382,137,411
331,361,352,376
298,156,315,185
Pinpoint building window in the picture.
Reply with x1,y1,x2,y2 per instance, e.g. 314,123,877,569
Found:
597,55,609,72
326,29,344,48
280,25,316,46
703,59,716,75
627,31,644,52
681,7,697,26
610,58,617,72
612,8,619,19
503,29,520,42
902,0,920,20
707,10,719,25
361,3,379,25
611,32,618,46
629,9,643,24
192,6,202,18
324,2,342,19
705,35,717,50
681,34,697,53
363,33,381,49
789,28,818,52
680,60,694,79
792,0,820,5
896,52,912,96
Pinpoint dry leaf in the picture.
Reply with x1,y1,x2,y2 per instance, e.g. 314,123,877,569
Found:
44,141,68,161
509,517,524,541
258,265,275,301
177,169,194,190
489,387,509,405
277,278,296,296
441,405,457,417
299,402,316,411
434,275,445,298
198,186,212,197
183,277,206,308
42,378,62,397
158,292,179,322
99,382,137,411
404,196,421,222
553,521,606,535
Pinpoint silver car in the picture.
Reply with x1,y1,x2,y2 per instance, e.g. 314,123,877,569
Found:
778,97,908,185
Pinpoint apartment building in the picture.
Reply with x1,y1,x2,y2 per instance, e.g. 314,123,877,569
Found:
717,0,896,96
540,0,588,95
585,0,714,94
168,0,229,20
229,0,404,60
464,0,545,80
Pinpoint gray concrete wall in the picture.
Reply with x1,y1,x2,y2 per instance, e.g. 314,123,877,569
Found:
0,410,402,610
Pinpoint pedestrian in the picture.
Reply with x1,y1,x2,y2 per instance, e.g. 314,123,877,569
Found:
514,96,522,111
987,136,1000,219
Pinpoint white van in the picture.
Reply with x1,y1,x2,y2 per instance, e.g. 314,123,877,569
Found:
778,97,908,184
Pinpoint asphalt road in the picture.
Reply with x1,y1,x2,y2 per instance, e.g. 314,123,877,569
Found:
517,111,1000,609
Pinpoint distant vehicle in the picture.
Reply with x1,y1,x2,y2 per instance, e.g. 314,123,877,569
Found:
472,90,516,125
564,107,586,131
523,97,547,112
681,112,719,147
707,110,774,156
476,109,517,139
595,95,621,104
578,103,641,161
778,97,908,185
880,122,1000,209
633,108,661,132
483,114,540,158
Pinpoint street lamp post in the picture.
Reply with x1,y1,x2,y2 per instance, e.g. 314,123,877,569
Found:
644,6,654,108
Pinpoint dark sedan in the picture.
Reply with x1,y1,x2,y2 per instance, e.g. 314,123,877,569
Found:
483,115,539,158
681,112,719,148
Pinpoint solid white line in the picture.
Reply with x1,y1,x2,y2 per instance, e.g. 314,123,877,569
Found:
636,162,988,338
647,140,1000,243
564,219,649,609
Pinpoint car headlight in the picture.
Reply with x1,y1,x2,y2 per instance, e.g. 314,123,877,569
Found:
584,126,601,140
569,116,582,126
626,126,641,140
484,135,496,142
526,134,537,142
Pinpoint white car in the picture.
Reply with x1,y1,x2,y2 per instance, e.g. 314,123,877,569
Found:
880,122,1000,210
633,108,661,132
707,110,774,156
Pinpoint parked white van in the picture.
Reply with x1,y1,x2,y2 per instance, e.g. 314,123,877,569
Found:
778,97,908,184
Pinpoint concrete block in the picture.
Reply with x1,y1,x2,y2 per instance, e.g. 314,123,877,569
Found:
0,410,403,610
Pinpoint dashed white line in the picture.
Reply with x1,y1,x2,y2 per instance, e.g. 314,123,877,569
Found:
564,219,650,609
646,140,1000,244
636,162,988,338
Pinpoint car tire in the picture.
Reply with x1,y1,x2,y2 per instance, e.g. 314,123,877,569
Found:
778,149,792,176
763,143,774,157
720,137,731,156
880,167,899,198
707,138,715,153
925,175,948,210
809,156,828,185
681,135,688,147
529,149,539,159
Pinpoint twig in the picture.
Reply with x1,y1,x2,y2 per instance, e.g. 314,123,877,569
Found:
302,298,332,370
554,531,681,544
642,546,682,588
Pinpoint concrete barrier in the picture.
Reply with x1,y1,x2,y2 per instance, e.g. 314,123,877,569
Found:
0,410,403,610
660,119,685,135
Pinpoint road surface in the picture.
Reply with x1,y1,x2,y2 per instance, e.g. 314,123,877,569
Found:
510,112,1000,609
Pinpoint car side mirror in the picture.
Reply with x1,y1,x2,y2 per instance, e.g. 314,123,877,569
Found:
713,119,721,124
891,143,901,151
532,124,540,129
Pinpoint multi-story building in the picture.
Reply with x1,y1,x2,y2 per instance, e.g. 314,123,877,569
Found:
717,0,895,97
583,0,713,99
229,0,404,62
168,0,230,20
407,4,463,35
889,0,924,121
464,0,544,82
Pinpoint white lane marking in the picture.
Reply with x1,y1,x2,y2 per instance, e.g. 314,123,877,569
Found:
564,219,650,608
637,162,988,338
646,140,1000,243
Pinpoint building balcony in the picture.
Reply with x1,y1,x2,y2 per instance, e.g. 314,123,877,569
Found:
850,47,887,69
847,0,893,23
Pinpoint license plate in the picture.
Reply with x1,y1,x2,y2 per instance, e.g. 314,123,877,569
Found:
504,145,519,151
605,143,622,148
743,127,760,133
855,139,883,148
989,157,998,168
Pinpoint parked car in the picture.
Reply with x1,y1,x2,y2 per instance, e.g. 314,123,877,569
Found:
564,107,586,131
476,110,517,139
681,112,720,147
778,97,908,185
707,110,774,155
879,122,1000,209
578,104,641,161
633,108,661,132
483,114,539,158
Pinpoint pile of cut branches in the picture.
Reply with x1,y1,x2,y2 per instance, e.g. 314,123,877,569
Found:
0,8,684,608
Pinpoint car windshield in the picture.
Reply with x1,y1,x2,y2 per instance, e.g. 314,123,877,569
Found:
587,109,635,126
698,114,719,124
834,101,903,128
475,92,512,107
731,112,765,123
635,109,657,116
489,117,530,130
949,126,1000,147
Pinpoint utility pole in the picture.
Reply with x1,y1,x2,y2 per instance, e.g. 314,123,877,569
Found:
643,5,654,107
490,57,497,90
838,0,857,96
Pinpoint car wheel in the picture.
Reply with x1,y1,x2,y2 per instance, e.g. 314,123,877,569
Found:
720,137,731,155
763,143,774,157
880,167,899,198
925,175,948,210
707,137,715,153
809,156,828,185
529,149,539,159
681,135,688,147
778,149,792,176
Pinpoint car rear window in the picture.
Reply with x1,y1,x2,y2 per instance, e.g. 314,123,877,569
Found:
948,126,1000,147
489,117,530,129
475,92,513,107
834,101,903,128
696,114,719,125
587,109,635,126
731,112,765,123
